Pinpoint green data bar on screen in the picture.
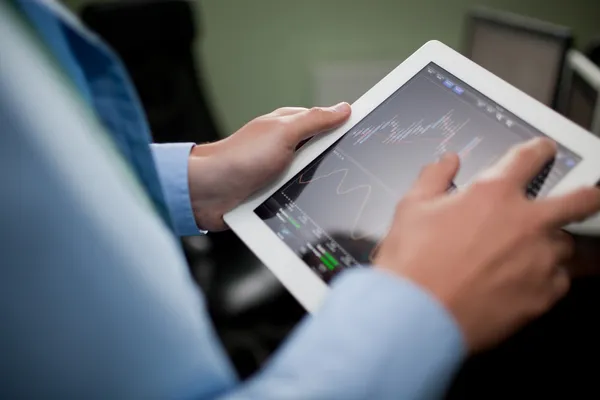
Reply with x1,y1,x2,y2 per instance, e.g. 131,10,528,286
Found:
324,252,339,266
287,216,301,229
321,256,334,270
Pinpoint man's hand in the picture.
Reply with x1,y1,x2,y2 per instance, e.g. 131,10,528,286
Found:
187,103,351,231
374,138,600,353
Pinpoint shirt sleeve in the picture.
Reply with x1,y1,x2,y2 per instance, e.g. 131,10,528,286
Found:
148,142,465,398
150,143,206,236
3,2,464,398
222,267,466,400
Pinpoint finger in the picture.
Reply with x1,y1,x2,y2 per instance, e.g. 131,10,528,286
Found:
409,153,460,200
530,238,572,315
538,186,600,228
547,230,575,266
550,267,571,301
532,231,573,281
285,102,351,142
268,107,307,117
483,137,557,188
530,268,570,317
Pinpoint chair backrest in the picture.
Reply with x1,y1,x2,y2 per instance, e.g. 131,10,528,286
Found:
556,50,600,135
463,7,573,110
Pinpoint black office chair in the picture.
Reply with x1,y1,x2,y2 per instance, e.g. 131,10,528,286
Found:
80,0,305,377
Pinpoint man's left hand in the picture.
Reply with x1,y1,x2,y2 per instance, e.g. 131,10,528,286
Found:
188,103,351,231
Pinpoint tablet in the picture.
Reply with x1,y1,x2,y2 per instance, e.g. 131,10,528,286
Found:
224,40,600,312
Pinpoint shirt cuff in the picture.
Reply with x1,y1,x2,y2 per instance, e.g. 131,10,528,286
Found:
150,143,205,236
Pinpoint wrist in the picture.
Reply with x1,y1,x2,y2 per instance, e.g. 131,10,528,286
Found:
187,142,234,231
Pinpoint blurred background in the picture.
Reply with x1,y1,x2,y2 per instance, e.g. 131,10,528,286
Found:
63,0,600,134
61,0,600,398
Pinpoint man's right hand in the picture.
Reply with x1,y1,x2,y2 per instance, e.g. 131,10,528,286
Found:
375,138,600,353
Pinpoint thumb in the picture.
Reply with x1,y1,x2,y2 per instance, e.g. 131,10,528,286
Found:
287,102,352,142
410,153,461,200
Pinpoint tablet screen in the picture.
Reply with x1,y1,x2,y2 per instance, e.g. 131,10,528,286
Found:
254,63,581,282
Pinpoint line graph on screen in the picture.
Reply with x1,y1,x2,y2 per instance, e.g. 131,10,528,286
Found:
292,165,385,262
294,167,373,241
278,107,487,255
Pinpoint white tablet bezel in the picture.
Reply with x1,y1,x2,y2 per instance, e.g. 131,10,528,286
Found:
224,40,600,313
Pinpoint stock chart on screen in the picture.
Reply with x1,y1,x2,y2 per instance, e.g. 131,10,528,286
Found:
255,63,581,283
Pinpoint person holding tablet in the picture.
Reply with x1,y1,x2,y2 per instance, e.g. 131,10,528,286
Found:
2,1,600,399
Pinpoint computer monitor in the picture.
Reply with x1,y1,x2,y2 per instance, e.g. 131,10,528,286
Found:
557,50,600,136
463,7,572,109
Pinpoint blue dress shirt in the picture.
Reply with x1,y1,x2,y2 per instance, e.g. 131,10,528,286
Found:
150,143,204,236
0,0,465,398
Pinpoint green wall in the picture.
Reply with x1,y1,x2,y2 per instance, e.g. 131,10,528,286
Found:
64,0,600,135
